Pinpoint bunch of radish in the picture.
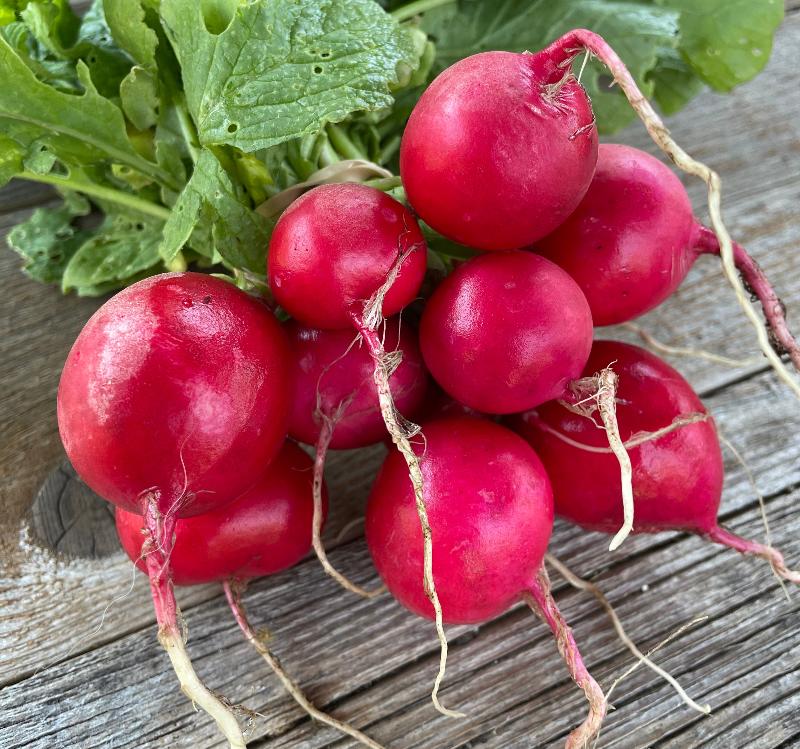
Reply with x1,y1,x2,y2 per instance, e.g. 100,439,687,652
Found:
56,28,800,749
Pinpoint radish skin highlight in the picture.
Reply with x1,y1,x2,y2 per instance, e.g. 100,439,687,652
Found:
366,417,608,745
536,144,800,377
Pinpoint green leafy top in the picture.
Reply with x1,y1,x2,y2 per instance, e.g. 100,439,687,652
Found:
0,0,784,296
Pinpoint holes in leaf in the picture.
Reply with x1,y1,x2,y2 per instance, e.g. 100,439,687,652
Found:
227,122,239,133
135,222,144,231
320,51,331,59
88,55,96,64
313,65,323,74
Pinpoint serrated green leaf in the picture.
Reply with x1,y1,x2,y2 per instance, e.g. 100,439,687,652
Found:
656,0,782,92
19,0,78,55
0,42,169,184
62,212,163,293
6,192,91,283
160,0,423,151
120,65,157,130
1,19,80,91
20,0,132,97
103,0,157,67
421,0,680,133
159,149,272,273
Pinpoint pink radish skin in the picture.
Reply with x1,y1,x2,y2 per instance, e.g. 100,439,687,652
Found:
536,144,695,327
116,442,324,586
537,145,800,366
286,319,428,450
116,446,388,749
512,340,800,583
400,51,598,251
419,251,593,414
58,272,291,519
366,417,606,747
57,272,292,747
268,183,427,330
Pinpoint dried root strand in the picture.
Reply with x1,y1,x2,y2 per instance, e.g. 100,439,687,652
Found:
143,499,246,749
534,410,709,455
311,414,383,599
547,29,800,402
524,565,607,749
562,367,634,551
622,322,761,369
223,581,387,749
352,245,462,719
545,554,710,715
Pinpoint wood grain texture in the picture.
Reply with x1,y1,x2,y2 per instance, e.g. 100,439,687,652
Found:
1,10,800,749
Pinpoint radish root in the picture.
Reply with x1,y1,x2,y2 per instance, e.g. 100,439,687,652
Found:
524,565,607,749
311,414,383,599
533,410,709,455
622,322,761,369
705,525,800,585
545,554,710,715
548,29,800,402
693,226,800,372
143,498,246,749
223,581,387,749
352,245,461,720
563,367,634,550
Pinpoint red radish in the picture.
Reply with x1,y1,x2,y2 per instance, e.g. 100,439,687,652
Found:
267,183,460,715
400,51,598,251
284,318,428,597
401,29,800,398
116,442,385,749
58,272,290,518
58,272,291,748
419,251,593,415
115,441,324,586
537,145,800,370
511,340,799,584
366,417,607,748
268,183,426,331
419,250,636,548
286,319,428,450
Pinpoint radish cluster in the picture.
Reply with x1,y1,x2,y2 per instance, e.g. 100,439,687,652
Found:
56,28,800,749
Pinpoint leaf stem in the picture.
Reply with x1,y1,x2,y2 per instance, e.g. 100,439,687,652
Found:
391,0,456,23
175,98,201,164
19,171,171,221
326,123,367,161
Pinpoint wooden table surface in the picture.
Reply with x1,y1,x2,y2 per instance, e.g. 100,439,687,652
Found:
2,11,800,749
